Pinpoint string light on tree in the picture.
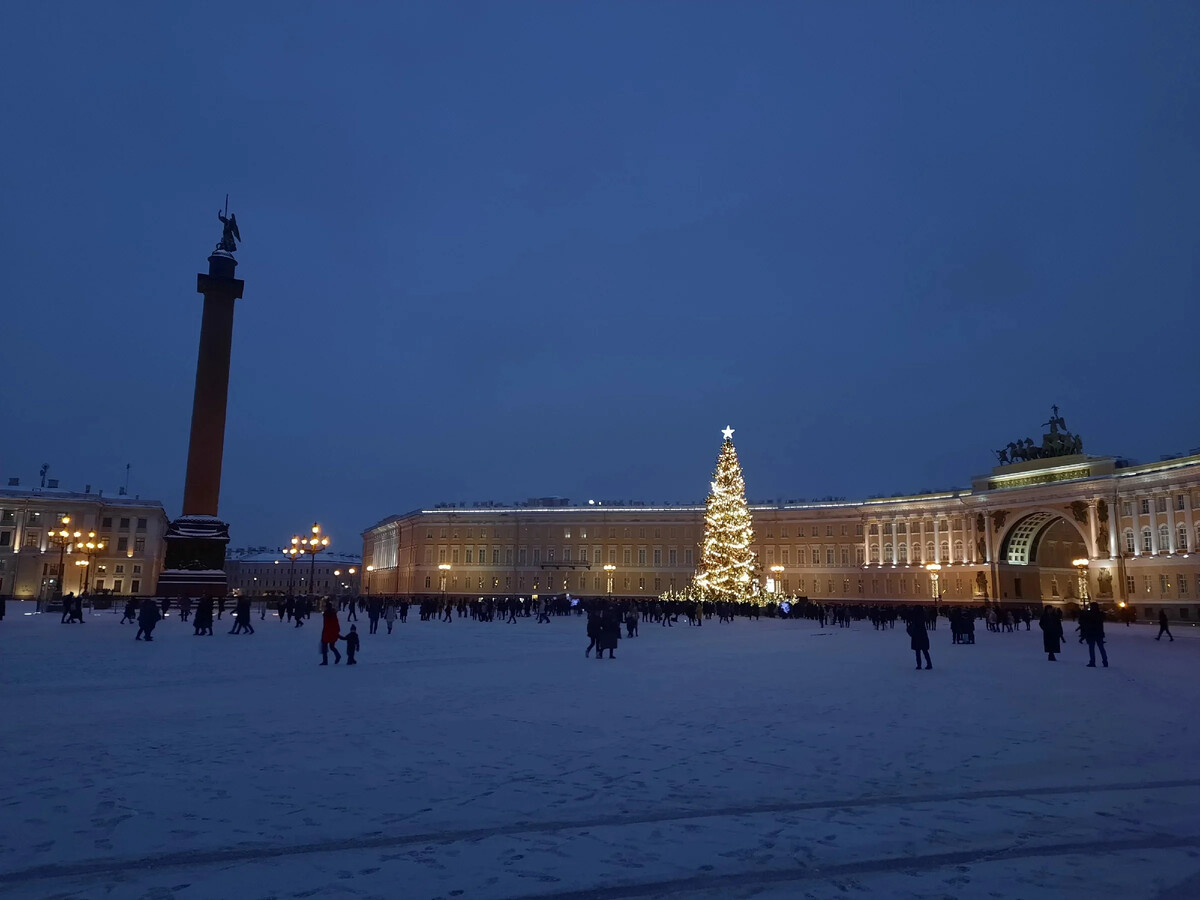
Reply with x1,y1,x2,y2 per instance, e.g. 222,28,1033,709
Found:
693,426,758,602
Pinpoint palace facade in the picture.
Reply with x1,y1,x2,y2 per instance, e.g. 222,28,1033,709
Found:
361,450,1200,620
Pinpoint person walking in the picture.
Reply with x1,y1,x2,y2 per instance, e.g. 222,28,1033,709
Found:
229,596,254,635
1156,609,1175,642
1080,602,1109,667
135,596,161,641
1039,606,1064,661
585,607,601,657
382,600,396,634
320,600,342,665
120,598,138,624
194,597,215,636
907,608,932,670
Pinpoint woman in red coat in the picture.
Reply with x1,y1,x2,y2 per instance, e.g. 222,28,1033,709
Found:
320,601,342,665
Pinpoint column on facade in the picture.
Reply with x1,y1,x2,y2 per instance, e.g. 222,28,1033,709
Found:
984,511,994,563
1087,499,1099,559
1185,495,1195,555
1166,489,1177,553
1109,495,1119,558
862,520,871,568
1131,493,1141,556
1149,494,1160,554
933,518,941,564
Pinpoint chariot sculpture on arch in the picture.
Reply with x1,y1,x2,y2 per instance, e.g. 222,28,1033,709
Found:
995,405,1084,465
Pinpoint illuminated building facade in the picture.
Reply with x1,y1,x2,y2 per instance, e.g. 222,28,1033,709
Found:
0,481,168,599
363,451,1200,619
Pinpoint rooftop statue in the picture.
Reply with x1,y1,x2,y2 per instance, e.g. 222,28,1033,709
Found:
216,208,240,255
995,406,1083,466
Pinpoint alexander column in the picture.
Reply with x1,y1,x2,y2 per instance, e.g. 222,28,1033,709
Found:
157,206,245,597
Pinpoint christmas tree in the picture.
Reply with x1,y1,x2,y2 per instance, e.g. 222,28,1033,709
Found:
693,426,758,602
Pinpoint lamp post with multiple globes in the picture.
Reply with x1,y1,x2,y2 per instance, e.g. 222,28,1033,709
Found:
77,533,106,596
283,541,305,595
438,563,451,606
46,516,82,603
925,562,942,620
304,523,330,597
769,564,785,596
603,563,616,595
1072,557,1090,603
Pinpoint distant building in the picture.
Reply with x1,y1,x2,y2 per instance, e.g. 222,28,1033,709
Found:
362,449,1200,619
0,477,168,599
224,548,363,596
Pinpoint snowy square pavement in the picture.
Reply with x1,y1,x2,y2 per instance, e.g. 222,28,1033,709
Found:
1,604,1199,899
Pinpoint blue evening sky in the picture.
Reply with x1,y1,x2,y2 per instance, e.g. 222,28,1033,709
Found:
1,2,1198,548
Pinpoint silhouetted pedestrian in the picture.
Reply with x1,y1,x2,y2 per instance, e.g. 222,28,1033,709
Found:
1156,609,1174,642
1039,606,1063,661
907,609,932,670
1080,602,1109,667
135,597,161,641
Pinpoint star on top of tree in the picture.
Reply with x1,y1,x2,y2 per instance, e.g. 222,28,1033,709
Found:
722,425,735,441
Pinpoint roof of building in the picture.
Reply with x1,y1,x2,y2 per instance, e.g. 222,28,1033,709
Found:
0,486,166,510
226,549,362,564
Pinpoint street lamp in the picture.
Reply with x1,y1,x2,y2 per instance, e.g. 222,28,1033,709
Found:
1072,557,1089,602
769,564,785,595
603,563,615,595
438,563,451,603
304,523,330,597
925,563,942,618
74,558,90,594
77,533,105,595
283,541,305,595
364,565,373,596
46,516,82,602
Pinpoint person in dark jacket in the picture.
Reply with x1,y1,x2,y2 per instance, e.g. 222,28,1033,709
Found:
229,596,254,635
136,597,161,641
1156,609,1174,642
320,601,342,665
1039,606,1064,660
217,596,227,620
1080,602,1109,667
342,624,360,665
598,606,621,660
120,598,138,624
194,597,215,636
585,608,601,657
179,597,192,622
907,609,932,670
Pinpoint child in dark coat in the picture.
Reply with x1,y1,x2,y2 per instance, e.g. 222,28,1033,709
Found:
342,624,360,665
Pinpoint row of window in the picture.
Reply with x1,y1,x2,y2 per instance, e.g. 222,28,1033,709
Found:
1126,573,1198,598
1121,495,1191,517
870,541,966,564
429,525,697,541
428,546,698,568
0,510,149,530
0,530,146,553
1122,525,1194,554
868,520,958,535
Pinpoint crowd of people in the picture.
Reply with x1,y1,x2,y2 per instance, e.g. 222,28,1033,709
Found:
26,585,1186,671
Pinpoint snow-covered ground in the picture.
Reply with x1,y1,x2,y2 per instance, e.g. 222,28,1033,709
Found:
1,602,1198,900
